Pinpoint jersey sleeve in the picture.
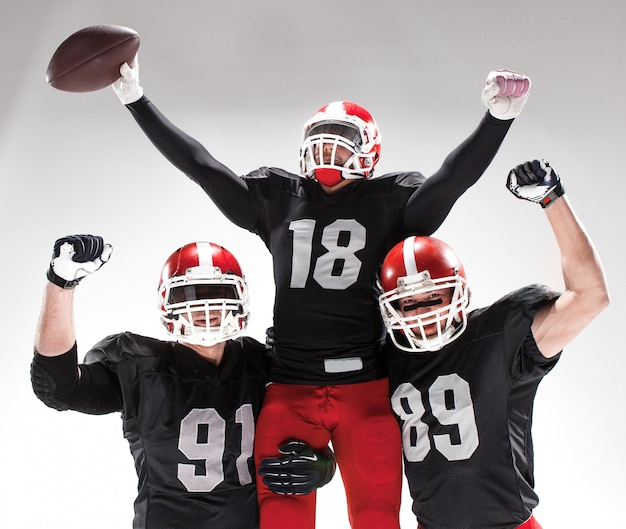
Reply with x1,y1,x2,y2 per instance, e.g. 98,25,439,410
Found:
520,330,561,371
503,285,562,380
403,112,513,235
31,343,123,414
125,96,257,231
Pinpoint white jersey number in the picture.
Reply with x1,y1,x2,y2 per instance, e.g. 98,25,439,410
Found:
391,374,479,462
289,219,366,290
177,405,255,492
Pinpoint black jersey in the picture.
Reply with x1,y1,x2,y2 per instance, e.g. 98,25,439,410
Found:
32,333,268,529
386,285,561,529
243,168,425,384
126,98,513,385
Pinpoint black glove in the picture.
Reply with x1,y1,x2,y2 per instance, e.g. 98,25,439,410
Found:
258,440,337,495
47,235,112,289
265,326,276,356
506,159,565,208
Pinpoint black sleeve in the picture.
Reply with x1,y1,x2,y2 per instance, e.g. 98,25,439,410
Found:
31,344,123,415
125,96,257,231
522,331,561,370
403,112,513,234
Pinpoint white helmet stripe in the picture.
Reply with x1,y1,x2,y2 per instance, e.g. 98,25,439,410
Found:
402,236,418,276
195,242,215,267
326,101,347,117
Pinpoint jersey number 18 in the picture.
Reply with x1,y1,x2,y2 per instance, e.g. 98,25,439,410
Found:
289,219,366,290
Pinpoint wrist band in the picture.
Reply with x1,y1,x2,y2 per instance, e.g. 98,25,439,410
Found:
47,266,79,289
540,182,565,208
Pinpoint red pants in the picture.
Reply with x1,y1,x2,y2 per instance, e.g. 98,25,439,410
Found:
254,378,403,529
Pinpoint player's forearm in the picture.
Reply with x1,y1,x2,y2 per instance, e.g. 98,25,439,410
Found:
126,97,254,227
437,112,513,187
403,113,512,234
126,97,238,181
545,196,609,310
532,196,609,357
34,283,76,357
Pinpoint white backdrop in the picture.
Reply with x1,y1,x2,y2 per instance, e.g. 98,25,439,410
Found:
2,0,624,527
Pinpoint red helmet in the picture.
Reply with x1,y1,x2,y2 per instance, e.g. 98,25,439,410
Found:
158,242,250,345
299,101,382,186
379,236,469,352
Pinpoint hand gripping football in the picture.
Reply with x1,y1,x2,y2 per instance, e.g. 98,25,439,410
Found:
46,24,140,92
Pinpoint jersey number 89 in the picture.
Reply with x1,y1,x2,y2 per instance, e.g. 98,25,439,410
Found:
391,374,479,462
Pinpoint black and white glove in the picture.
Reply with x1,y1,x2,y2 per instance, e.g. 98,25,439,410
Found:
112,55,143,105
481,69,531,120
258,440,336,495
507,159,565,208
47,235,112,289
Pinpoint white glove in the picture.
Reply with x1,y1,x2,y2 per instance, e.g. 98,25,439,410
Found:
481,69,531,120
506,159,565,208
47,235,113,289
112,56,143,105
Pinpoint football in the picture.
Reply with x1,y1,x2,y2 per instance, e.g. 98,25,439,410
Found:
46,24,140,92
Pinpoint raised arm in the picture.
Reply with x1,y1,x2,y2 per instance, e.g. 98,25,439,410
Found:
507,160,610,358
404,70,531,235
112,60,256,231
35,235,112,357
32,235,121,413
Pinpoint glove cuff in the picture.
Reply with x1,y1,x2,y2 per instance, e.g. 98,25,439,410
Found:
47,266,79,289
122,87,144,105
540,181,565,208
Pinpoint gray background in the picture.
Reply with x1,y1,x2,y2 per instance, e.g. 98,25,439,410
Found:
2,0,624,527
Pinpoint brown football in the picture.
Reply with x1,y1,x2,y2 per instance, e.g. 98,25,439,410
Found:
46,24,140,92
